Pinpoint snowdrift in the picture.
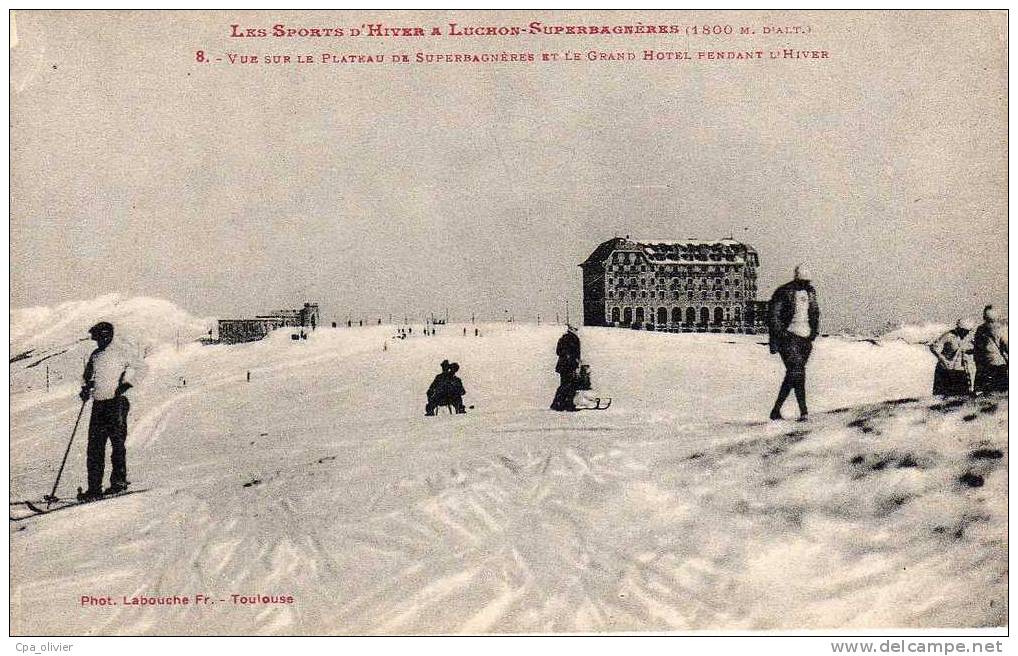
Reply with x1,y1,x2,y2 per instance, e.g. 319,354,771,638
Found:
10,293,212,364
9,315,1007,634
880,323,953,345
9,294,213,396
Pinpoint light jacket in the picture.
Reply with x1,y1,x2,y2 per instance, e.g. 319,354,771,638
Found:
84,340,145,401
930,329,974,372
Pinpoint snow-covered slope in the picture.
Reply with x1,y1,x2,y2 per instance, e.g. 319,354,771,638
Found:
9,318,1007,634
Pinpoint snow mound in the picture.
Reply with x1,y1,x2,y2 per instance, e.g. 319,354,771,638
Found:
880,323,952,344
10,294,212,356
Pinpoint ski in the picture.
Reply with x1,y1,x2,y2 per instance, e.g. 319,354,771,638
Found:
10,489,149,522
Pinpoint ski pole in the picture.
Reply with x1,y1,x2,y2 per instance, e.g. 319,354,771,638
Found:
44,398,88,507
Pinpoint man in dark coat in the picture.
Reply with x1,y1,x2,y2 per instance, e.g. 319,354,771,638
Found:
426,360,467,415
973,305,1008,394
767,265,820,421
551,325,581,411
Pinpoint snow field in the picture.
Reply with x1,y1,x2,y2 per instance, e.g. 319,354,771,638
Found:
9,301,1007,634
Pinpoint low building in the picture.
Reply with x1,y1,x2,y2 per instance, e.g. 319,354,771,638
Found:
218,303,320,344
580,237,767,333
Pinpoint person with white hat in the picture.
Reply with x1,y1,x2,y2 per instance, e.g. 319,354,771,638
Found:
929,318,976,396
767,264,820,421
973,305,1008,393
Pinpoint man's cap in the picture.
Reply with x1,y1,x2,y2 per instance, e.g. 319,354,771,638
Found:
793,264,812,281
449,362,460,373
567,324,578,333
984,305,1001,322
88,321,114,336
440,359,451,370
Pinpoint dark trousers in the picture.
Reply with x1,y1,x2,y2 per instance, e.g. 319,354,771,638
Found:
551,370,577,411
933,366,971,397
86,397,129,494
773,334,812,417
974,365,1008,394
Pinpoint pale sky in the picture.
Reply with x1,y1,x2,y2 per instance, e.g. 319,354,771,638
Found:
10,10,1008,331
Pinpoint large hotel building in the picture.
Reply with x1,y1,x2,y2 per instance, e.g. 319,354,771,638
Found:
580,237,767,332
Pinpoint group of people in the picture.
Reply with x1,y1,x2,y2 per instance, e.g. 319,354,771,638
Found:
765,265,1009,420
929,305,1009,397
550,332,600,412
71,270,1007,499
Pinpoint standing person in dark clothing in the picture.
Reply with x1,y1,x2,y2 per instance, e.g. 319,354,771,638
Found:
973,305,1008,394
78,322,144,501
767,265,820,421
551,325,581,411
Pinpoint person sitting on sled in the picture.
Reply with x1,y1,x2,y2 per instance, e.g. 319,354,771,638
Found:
425,360,467,415
572,363,611,410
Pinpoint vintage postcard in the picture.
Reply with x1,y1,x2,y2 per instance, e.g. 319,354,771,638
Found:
8,10,1008,637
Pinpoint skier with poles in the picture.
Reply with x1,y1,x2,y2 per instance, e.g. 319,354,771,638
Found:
76,321,145,501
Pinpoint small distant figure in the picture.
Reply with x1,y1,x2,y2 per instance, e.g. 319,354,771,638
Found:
359,320,363,327
551,325,581,411
973,305,1008,394
246,370,251,382
474,328,479,337
425,360,467,415
768,264,820,421
929,318,976,397
347,320,351,328
463,327,467,336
